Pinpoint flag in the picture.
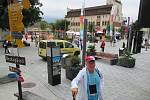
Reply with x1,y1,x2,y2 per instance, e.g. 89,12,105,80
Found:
109,15,114,36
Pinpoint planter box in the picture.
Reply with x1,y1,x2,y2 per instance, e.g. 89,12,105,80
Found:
117,57,136,68
110,58,118,65
66,66,81,81
87,51,96,56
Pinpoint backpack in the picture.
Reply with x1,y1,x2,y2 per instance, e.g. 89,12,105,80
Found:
3,42,7,47
95,68,103,79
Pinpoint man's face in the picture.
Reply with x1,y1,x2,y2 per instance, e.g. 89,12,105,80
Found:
86,60,95,72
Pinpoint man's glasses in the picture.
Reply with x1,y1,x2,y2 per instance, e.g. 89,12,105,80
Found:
88,61,95,64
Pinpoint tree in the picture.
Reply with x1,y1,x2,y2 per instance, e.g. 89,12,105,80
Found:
106,23,110,35
0,0,43,30
49,23,56,33
22,0,43,27
0,0,9,30
88,23,95,34
40,20,49,30
131,20,141,32
54,19,70,31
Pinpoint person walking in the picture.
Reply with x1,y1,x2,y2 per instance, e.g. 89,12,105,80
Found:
145,38,149,51
100,40,105,52
110,37,113,46
3,40,10,54
71,56,103,100
25,33,28,40
35,35,38,47
31,34,34,42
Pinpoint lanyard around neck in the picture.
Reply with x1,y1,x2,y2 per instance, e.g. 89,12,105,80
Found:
86,69,96,85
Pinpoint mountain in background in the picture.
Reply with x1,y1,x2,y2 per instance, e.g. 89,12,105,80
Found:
43,16,64,23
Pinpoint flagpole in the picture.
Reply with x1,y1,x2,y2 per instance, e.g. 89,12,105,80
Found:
80,0,86,66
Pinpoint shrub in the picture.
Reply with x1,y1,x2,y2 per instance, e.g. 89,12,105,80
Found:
70,56,81,67
87,45,95,52
117,48,136,68
87,45,96,56
65,55,81,80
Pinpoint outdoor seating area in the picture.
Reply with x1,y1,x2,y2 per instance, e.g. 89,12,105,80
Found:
95,52,118,65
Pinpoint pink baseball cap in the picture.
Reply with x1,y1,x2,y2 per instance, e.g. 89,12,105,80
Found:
85,56,95,62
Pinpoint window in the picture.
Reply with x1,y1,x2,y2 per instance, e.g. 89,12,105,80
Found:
96,22,100,26
65,42,73,48
57,42,64,48
39,42,46,49
105,21,106,25
102,21,105,26
93,21,95,25
97,16,101,19
78,22,80,26
47,42,56,47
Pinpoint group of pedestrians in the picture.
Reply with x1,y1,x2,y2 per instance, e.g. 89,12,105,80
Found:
25,33,38,47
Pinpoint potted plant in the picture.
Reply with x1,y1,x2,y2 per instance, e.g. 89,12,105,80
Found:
65,56,81,80
87,45,96,56
117,48,136,68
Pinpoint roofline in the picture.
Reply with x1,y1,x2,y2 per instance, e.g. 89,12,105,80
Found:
68,4,113,13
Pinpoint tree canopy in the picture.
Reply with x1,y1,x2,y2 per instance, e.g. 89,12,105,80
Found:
49,19,70,32
40,20,49,30
88,23,95,33
0,0,43,30
131,20,141,32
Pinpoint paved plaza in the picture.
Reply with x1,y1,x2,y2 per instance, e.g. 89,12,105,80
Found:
0,40,150,100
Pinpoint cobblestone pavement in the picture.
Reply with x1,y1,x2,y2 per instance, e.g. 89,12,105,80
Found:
0,39,150,100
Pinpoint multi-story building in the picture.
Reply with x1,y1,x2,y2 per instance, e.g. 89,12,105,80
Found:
65,0,123,34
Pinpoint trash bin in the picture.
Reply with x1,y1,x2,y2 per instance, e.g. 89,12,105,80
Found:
119,48,124,56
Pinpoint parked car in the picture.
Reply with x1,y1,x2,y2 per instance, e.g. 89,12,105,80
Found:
38,40,80,59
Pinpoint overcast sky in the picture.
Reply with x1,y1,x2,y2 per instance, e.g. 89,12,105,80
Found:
40,0,140,22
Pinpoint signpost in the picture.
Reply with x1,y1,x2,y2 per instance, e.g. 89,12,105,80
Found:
7,0,30,99
11,32,23,39
9,66,21,73
8,3,24,32
5,54,26,100
6,54,26,100
5,55,26,65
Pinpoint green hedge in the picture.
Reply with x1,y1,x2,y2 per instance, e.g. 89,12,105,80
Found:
117,57,136,68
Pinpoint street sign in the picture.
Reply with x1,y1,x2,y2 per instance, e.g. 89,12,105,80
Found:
15,39,25,48
5,55,26,65
8,3,24,32
22,0,31,9
9,66,21,73
12,32,23,39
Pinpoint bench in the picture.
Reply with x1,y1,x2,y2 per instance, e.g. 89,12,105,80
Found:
95,52,118,65
14,91,48,100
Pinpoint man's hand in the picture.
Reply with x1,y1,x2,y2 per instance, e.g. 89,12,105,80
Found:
71,88,78,99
